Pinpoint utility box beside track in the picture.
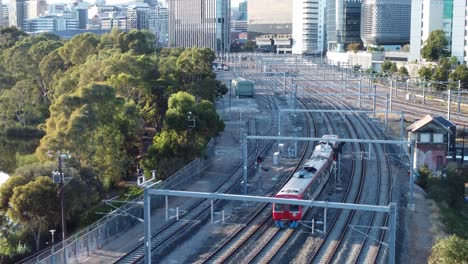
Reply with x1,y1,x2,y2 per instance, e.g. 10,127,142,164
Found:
232,78,254,97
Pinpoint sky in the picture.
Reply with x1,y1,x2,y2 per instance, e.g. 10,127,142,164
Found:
2,0,142,3
0,172,9,186
3,0,244,6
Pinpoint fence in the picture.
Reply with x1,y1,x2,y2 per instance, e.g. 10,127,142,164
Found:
21,139,214,264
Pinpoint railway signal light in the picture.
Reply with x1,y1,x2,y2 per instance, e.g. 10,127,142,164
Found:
257,156,263,164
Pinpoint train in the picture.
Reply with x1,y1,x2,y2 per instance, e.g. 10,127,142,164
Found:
272,135,338,229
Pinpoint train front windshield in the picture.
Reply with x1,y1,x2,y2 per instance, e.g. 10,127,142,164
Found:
290,205,300,212
274,203,283,212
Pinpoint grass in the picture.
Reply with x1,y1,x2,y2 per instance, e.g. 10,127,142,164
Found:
438,205,468,239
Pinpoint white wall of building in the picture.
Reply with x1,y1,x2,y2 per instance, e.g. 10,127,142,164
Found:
409,0,444,62
451,0,467,63
292,0,325,55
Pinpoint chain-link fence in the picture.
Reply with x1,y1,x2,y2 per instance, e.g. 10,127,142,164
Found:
20,139,214,264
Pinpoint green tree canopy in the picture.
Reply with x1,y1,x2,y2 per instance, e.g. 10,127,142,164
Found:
449,64,468,89
58,33,100,66
142,91,223,178
418,66,433,81
37,83,141,189
242,40,256,52
429,235,468,264
7,176,59,251
422,30,449,61
0,27,28,50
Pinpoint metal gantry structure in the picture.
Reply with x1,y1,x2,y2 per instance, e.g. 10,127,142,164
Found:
142,189,398,264
277,109,406,136
241,135,415,209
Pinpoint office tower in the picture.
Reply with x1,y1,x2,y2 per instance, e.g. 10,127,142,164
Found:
326,0,362,52
155,5,168,45
292,0,326,54
2,4,8,27
127,6,150,30
168,0,230,53
231,1,247,33
144,0,158,6
76,8,88,29
248,0,293,35
25,0,47,20
451,0,467,63
9,0,26,29
25,14,79,33
409,0,454,62
360,0,411,46
0,0,3,27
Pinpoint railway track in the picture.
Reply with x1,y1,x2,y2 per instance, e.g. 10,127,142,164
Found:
266,61,398,263
114,94,279,264
197,85,316,264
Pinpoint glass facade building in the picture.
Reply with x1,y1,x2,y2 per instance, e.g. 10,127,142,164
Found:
168,0,230,53
360,0,411,45
326,0,362,52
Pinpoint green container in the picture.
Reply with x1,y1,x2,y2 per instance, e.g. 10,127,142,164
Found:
232,78,254,97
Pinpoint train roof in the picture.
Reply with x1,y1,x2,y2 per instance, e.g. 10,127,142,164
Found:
319,134,339,148
277,143,333,196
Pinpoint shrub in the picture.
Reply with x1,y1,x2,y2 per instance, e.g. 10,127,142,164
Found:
429,235,468,264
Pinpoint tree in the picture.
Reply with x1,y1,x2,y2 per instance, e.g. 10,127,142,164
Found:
397,66,409,81
418,66,433,81
422,30,449,61
142,91,224,178
117,29,155,54
347,42,361,53
381,60,393,75
37,83,141,189
58,33,100,66
7,176,59,251
429,235,468,264
398,66,409,77
230,42,241,52
242,40,256,52
389,63,398,75
449,64,468,89
431,58,451,90
0,80,42,126
0,27,28,50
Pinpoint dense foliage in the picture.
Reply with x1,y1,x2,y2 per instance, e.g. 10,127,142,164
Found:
416,166,468,263
422,30,449,62
429,235,468,264
0,27,226,262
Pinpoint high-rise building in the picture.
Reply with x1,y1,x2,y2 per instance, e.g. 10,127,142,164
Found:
409,0,454,62
168,0,230,53
292,0,326,54
154,5,168,45
9,0,26,29
101,16,128,30
248,0,293,35
2,4,8,27
326,0,362,52
0,0,3,27
25,0,47,20
360,0,411,46
144,0,158,7
451,0,467,63
127,6,150,30
25,14,79,33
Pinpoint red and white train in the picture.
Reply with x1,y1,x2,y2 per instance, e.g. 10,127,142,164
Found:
272,135,338,229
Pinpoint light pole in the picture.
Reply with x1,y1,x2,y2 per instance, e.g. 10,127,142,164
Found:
51,152,70,245
49,229,55,264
